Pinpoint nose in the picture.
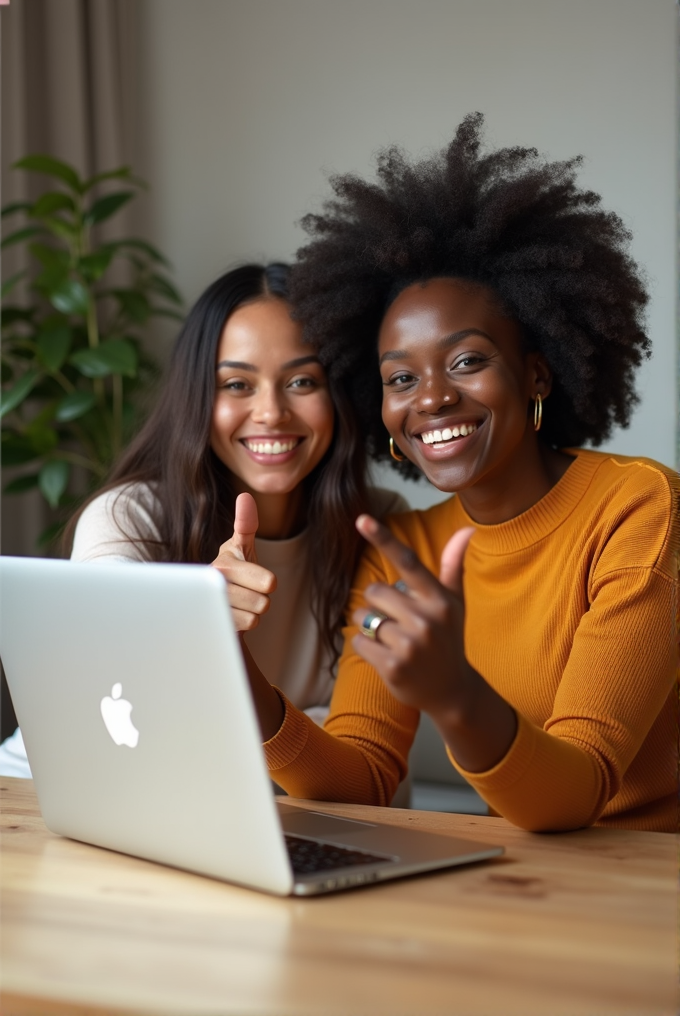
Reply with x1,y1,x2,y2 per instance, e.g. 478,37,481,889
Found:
250,383,292,426
415,375,460,414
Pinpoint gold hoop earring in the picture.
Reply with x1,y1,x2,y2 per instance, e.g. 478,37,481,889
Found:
389,437,405,461
533,394,543,432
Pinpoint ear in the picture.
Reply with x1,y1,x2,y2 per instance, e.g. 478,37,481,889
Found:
527,352,553,401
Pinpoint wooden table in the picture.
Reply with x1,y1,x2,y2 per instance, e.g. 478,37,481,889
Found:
1,778,676,1016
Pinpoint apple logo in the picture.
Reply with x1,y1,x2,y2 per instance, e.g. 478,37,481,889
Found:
100,682,139,747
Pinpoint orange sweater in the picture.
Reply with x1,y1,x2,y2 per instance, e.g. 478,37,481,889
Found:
264,449,679,832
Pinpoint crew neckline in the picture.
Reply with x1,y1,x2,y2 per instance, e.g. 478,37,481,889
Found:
254,527,309,566
452,448,605,555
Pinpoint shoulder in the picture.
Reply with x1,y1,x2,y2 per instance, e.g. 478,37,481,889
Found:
366,485,411,518
71,482,162,562
357,495,461,582
571,448,679,577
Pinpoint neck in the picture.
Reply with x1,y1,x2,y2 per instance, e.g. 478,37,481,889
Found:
457,436,574,525
234,482,306,540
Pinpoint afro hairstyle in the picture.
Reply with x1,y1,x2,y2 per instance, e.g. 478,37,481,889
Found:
289,113,650,477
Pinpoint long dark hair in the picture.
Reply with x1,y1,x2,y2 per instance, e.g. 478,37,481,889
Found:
65,263,369,665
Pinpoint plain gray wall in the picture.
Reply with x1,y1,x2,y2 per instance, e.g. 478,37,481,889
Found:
131,0,677,515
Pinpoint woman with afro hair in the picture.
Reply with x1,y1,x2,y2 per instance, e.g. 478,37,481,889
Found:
245,114,678,833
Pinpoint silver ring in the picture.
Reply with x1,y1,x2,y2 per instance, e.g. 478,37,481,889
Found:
360,611,388,640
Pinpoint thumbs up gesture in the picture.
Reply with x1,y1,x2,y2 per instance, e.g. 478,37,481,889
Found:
211,493,277,631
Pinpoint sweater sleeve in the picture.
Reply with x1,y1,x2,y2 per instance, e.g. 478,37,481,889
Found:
263,543,419,804
70,485,161,562
448,474,679,832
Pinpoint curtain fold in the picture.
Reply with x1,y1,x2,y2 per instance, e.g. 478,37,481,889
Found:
1,0,138,560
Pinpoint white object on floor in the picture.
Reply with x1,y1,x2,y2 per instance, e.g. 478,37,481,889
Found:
0,727,32,778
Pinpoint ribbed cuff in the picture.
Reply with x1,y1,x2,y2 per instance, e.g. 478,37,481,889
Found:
263,688,311,772
447,710,536,791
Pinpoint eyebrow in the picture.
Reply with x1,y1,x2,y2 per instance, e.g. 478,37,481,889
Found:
216,354,321,372
379,329,495,365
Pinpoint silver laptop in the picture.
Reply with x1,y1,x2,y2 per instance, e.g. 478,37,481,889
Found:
0,555,503,895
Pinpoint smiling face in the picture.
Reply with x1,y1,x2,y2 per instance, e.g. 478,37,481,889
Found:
379,277,554,514
210,297,334,503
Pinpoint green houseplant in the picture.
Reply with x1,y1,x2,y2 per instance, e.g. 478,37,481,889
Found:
1,155,183,544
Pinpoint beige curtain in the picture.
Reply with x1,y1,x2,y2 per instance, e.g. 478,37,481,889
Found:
1,0,139,557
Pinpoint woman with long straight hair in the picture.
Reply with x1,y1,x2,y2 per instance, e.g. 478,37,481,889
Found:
0,262,406,777
69,262,405,713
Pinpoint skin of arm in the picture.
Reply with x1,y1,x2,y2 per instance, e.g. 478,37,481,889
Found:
351,514,518,773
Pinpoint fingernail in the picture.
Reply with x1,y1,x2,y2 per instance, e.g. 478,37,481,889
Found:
357,514,378,535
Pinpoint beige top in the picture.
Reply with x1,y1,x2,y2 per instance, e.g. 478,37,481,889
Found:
70,482,409,712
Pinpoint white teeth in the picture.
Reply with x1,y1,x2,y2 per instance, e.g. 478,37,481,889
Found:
245,438,299,455
420,423,477,445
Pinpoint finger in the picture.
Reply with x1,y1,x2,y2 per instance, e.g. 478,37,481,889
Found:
352,598,426,641
227,583,271,617
355,514,440,598
351,630,398,672
439,527,475,595
230,607,262,632
212,557,276,595
352,610,416,655
233,492,259,563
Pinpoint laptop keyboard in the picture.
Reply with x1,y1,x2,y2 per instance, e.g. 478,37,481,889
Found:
284,834,390,874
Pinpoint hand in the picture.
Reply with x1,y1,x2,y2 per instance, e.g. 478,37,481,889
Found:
351,514,476,718
351,515,517,773
211,493,277,631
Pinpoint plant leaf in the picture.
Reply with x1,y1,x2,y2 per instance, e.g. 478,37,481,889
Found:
4,474,40,495
69,348,112,378
1,226,41,250
1,201,32,218
25,416,58,455
84,190,135,226
1,433,39,466
1,305,35,327
31,192,76,217
78,248,114,282
115,237,170,266
37,325,73,371
14,155,81,191
55,390,96,421
81,166,137,191
49,278,90,316
148,273,183,305
41,216,77,244
112,289,150,324
0,368,41,418
38,521,67,548
1,270,28,299
29,242,70,269
39,459,70,507
68,341,132,379
70,338,138,379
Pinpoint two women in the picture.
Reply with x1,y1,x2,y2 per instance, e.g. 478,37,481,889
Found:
69,262,406,718
247,115,678,833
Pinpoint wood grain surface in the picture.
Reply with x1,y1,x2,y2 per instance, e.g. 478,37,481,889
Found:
1,778,676,1016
